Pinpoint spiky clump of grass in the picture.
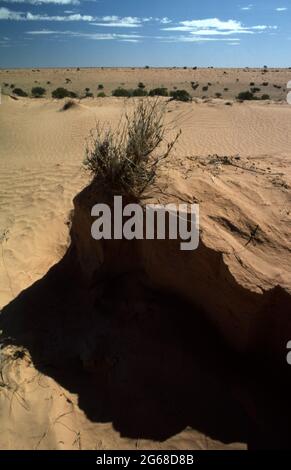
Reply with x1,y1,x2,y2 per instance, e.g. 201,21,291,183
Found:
84,99,181,198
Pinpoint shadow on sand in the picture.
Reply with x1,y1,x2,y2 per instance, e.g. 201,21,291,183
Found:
0,246,290,449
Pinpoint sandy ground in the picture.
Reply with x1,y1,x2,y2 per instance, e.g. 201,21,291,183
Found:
1,95,290,308
0,71,291,449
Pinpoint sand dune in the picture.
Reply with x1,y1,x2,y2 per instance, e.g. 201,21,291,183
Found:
0,76,290,449
1,95,290,308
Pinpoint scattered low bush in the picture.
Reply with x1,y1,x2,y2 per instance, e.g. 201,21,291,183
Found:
13,88,28,97
261,94,270,100
138,82,146,89
148,87,168,97
52,87,77,99
132,88,148,97
236,90,256,101
97,92,106,98
250,87,261,93
191,82,199,90
202,86,208,92
112,87,132,97
215,92,222,98
31,86,46,97
98,84,104,90
262,82,269,86
170,89,192,102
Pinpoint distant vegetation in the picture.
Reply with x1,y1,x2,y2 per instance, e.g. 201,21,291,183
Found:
132,88,148,96
170,89,192,102
250,87,260,93
148,87,168,97
236,91,256,101
112,87,132,97
84,88,93,97
97,92,106,98
112,87,172,98
31,86,46,98
52,87,77,99
236,90,271,101
191,81,199,90
13,88,28,97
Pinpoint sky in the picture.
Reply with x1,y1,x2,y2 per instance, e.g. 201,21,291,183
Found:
0,0,291,68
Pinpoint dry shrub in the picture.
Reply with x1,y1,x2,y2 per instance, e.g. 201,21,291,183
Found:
61,99,76,111
84,99,181,198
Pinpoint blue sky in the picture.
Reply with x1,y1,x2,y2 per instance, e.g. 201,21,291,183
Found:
0,0,290,67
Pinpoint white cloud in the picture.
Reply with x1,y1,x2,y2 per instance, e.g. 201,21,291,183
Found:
159,34,241,43
0,7,22,19
2,0,79,4
119,39,140,42
160,17,171,24
25,29,142,41
91,16,170,28
26,29,56,33
276,7,287,11
241,4,253,10
91,16,142,28
0,10,175,26
162,17,276,36
0,8,94,20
